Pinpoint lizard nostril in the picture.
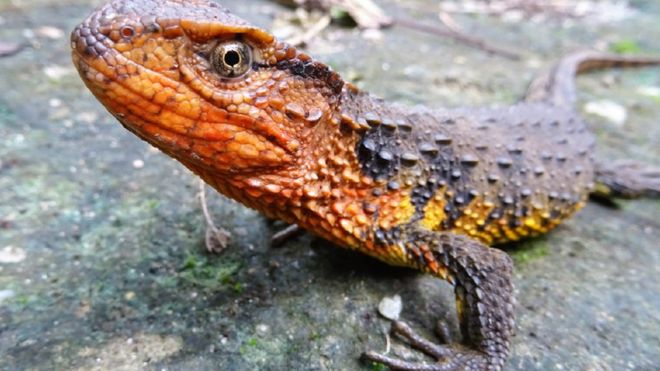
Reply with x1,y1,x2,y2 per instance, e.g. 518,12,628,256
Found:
120,26,135,38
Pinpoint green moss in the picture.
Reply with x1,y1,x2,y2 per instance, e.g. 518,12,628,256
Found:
178,253,240,290
11,294,32,307
610,40,642,54
239,337,260,355
232,282,244,294
329,7,356,27
368,362,389,371
144,198,160,210
510,239,550,266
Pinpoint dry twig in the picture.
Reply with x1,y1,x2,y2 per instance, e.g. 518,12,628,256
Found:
276,0,521,59
286,12,332,46
271,224,303,247
198,179,231,254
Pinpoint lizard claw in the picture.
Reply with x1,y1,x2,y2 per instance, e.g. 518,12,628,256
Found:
363,320,492,371
434,320,452,344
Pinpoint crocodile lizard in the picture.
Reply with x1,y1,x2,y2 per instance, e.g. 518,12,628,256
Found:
70,0,660,369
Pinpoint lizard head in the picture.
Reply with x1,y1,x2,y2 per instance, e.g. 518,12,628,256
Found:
71,0,344,175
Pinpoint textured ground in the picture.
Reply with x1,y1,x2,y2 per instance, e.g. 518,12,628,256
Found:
0,0,659,370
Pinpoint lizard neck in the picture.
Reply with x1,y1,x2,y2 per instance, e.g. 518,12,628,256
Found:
194,87,371,218
194,88,415,248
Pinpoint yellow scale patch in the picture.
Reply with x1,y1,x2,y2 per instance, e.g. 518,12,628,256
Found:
377,192,415,230
417,191,589,246
420,190,446,230
370,192,417,266
394,194,416,224
450,197,496,245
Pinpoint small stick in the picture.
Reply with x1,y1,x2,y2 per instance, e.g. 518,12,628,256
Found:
198,179,231,254
271,224,303,247
277,0,521,59
287,13,332,46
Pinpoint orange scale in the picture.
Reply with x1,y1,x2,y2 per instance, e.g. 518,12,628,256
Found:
127,101,161,116
352,227,365,240
423,251,434,262
195,124,239,141
244,187,263,198
263,150,286,164
379,220,392,230
264,183,282,194
330,227,346,240
233,130,259,144
428,260,440,274
142,123,189,148
339,219,354,234
125,62,138,75
304,200,320,213
355,214,369,226
261,195,276,204
191,141,220,159
237,144,259,159
345,203,361,216
142,39,157,54
156,110,196,133
331,201,346,214
319,220,333,232
225,141,242,153
115,42,131,52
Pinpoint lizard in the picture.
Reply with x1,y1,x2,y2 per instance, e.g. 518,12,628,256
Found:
70,0,660,369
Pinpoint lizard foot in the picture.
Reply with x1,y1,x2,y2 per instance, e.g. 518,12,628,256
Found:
363,320,490,371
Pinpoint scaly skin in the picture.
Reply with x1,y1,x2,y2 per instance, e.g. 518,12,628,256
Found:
71,1,660,369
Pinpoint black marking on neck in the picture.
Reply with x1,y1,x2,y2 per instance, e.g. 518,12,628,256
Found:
275,59,343,94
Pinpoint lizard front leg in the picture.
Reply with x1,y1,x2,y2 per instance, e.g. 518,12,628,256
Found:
364,228,515,371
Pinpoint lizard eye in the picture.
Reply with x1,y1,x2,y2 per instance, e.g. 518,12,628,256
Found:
211,41,252,78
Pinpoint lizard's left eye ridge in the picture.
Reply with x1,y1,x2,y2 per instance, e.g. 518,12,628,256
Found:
211,41,252,78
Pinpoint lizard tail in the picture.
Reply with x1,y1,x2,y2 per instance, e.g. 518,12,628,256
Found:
593,161,660,199
525,51,660,107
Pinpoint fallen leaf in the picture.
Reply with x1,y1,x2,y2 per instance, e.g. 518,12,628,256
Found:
378,294,402,320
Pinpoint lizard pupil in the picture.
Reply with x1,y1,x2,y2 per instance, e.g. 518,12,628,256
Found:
211,41,252,78
224,50,240,66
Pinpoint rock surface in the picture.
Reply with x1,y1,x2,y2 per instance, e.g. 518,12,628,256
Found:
0,0,658,370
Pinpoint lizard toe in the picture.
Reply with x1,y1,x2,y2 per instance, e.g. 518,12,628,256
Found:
363,320,498,371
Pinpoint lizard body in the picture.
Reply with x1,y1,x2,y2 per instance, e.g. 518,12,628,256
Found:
71,1,660,369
